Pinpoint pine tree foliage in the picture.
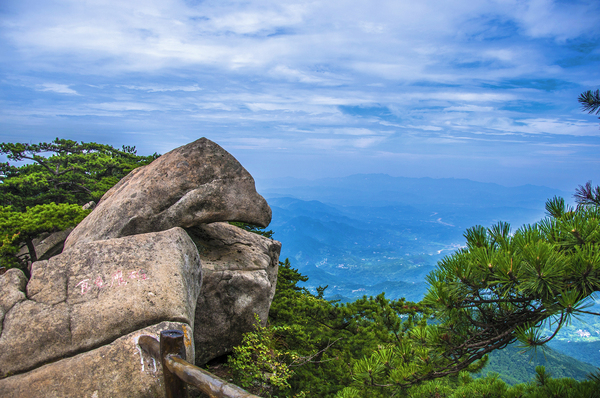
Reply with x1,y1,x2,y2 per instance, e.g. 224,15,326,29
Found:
266,259,428,396
0,138,157,275
261,259,600,397
421,193,600,382
0,203,90,276
0,138,158,211
579,89,600,115
229,221,275,239
575,181,600,208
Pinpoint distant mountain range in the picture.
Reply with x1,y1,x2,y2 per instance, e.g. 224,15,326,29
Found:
259,174,568,301
258,173,568,211
258,174,600,372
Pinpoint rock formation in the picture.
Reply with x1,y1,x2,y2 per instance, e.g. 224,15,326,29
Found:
17,228,73,265
0,321,193,397
64,137,272,249
0,138,280,397
188,222,281,364
0,228,200,377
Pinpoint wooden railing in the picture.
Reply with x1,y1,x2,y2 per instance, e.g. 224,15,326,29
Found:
138,330,261,398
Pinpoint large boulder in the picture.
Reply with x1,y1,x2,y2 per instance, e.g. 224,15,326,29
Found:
0,138,281,397
65,137,272,249
0,227,201,377
0,321,194,398
187,222,281,364
0,269,28,335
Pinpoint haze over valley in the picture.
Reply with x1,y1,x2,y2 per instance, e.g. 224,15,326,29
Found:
260,174,567,301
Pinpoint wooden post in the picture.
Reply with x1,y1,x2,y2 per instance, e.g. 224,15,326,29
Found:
160,329,187,398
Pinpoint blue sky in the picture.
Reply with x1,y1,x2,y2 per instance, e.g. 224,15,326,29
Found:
1,0,599,191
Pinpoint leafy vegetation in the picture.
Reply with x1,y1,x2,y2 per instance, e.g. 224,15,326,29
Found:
579,89,600,116
0,138,158,211
0,203,90,277
229,314,297,396
229,221,275,239
419,194,600,381
0,138,157,274
228,254,600,397
228,183,600,397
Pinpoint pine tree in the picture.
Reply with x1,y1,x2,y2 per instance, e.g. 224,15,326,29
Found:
0,203,90,277
0,138,158,211
420,188,600,383
0,138,158,275
579,89,600,115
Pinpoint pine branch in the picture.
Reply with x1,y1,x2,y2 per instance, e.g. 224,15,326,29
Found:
579,90,600,115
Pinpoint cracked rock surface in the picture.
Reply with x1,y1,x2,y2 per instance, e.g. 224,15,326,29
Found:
0,228,201,377
0,321,194,398
0,138,279,396
187,222,281,365
65,137,272,249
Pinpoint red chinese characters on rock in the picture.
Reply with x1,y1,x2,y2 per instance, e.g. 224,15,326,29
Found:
75,269,148,295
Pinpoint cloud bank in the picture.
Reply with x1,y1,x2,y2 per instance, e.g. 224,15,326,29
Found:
0,0,599,189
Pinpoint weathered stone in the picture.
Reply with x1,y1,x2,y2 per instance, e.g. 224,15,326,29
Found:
0,269,28,334
0,139,280,396
17,228,74,266
0,227,201,377
0,321,194,398
187,222,281,365
65,138,272,249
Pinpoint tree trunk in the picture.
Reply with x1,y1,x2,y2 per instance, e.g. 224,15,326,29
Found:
25,237,37,278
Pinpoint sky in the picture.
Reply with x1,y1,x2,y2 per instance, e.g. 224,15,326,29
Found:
1,0,599,191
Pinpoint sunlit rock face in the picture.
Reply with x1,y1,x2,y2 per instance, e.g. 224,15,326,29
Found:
0,138,280,397
65,137,272,249
187,222,281,365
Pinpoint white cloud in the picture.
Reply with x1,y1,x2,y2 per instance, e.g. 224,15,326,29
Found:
1,0,599,188
407,125,444,131
358,22,386,34
511,0,600,41
332,128,379,136
4,0,598,79
517,118,600,137
120,84,202,92
37,83,79,95
444,105,495,112
268,65,337,84
352,136,385,148
207,4,308,35
90,102,161,111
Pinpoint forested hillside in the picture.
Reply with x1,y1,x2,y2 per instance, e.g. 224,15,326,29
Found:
481,343,597,385
225,258,600,397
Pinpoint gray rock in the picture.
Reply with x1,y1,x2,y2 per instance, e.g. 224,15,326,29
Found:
16,228,73,272
0,321,194,398
65,138,271,249
0,139,280,396
188,222,281,365
0,269,28,335
0,227,201,377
